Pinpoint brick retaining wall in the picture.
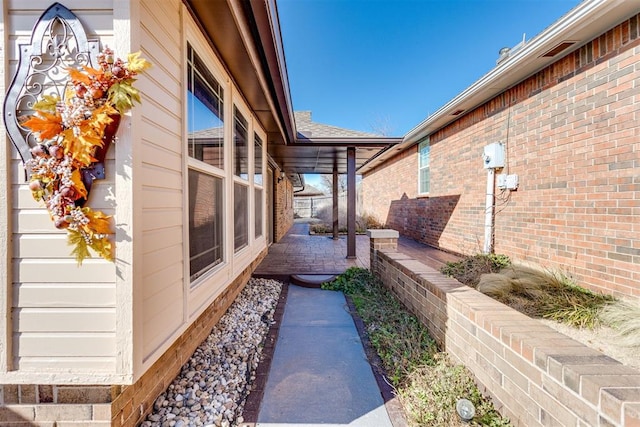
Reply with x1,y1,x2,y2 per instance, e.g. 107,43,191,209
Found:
368,230,640,426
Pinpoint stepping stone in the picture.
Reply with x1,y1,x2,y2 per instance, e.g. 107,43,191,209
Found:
290,274,337,288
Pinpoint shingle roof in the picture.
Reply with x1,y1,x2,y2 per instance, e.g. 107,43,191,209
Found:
295,111,379,139
189,127,224,139
294,184,325,197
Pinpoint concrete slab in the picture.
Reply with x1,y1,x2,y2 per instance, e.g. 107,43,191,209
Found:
256,285,393,427
290,274,338,288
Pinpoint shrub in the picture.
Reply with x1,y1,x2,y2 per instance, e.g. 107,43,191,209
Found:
440,253,511,287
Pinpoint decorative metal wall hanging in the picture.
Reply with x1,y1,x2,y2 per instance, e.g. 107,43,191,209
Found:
3,2,151,263
4,2,100,176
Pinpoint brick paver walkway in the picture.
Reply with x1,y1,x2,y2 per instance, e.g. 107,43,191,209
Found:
254,220,460,278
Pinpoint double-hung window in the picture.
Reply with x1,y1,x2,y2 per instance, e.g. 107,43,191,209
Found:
418,137,430,194
187,44,225,282
233,108,249,252
254,134,263,239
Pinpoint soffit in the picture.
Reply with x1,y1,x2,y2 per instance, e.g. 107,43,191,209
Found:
270,138,401,175
184,0,286,144
185,0,401,175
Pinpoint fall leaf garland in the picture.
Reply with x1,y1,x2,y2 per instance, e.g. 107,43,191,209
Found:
22,47,151,264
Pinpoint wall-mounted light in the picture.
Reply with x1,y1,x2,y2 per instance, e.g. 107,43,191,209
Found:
277,171,285,183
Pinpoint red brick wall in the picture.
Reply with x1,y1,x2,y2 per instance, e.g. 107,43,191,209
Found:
363,14,640,298
369,237,640,427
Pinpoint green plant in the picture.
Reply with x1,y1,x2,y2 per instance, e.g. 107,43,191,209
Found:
398,354,510,426
323,267,511,426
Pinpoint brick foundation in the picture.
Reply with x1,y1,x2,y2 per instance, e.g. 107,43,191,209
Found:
369,232,640,426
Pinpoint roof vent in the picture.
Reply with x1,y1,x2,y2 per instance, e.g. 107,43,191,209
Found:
541,41,576,57
497,34,526,65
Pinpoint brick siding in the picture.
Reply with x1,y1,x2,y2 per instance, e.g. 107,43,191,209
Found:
369,234,640,426
362,14,640,298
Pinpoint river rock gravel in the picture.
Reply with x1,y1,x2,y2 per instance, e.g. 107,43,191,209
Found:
141,277,283,427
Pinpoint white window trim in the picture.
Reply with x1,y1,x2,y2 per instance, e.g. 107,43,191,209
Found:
418,137,430,195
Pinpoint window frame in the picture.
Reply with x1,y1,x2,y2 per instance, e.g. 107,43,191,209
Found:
253,131,265,240
185,42,229,286
418,137,430,195
232,103,251,254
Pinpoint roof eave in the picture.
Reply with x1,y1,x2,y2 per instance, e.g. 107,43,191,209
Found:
184,0,296,146
245,0,297,144
360,0,638,174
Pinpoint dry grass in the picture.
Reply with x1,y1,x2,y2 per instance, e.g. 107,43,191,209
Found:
477,265,614,329
600,300,640,348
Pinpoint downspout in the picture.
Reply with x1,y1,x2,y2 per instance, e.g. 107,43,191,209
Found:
482,142,504,254
483,168,495,254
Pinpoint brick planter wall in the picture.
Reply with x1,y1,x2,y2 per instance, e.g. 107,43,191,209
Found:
368,231,640,427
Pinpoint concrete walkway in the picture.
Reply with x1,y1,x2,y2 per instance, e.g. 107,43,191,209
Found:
256,285,394,427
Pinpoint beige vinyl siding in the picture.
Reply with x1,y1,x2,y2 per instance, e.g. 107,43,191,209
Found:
3,1,119,381
139,0,185,361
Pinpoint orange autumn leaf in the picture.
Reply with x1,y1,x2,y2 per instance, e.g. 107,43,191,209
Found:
22,112,63,140
62,127,103,166
70,169,88,200
66,67,92,85
85,209,112,235
80,65,104,79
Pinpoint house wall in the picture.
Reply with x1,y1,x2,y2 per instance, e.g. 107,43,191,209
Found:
2,0,272,413
1,0,121,383
363,14,640,298
369,233,640,427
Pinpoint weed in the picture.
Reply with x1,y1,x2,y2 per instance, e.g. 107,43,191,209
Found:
323,267,511,426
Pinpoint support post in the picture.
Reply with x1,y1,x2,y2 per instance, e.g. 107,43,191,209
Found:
332,162,339,240
347,147,356,259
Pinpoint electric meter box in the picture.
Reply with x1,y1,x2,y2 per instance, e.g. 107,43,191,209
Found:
483,142,505,169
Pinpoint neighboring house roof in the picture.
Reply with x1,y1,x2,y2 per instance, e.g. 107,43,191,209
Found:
359,0,639,173
294,184,325,197
189,127,224,139
295,111,379,139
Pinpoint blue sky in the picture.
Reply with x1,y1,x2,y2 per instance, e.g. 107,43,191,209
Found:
278,0,582,138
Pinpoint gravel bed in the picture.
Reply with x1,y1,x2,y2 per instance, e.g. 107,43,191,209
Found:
141,277,283,427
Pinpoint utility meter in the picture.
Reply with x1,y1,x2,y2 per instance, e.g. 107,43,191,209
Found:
483,142,505,169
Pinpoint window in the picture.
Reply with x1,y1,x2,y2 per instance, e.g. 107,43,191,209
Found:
234,182,248,251
418,137,430,194
254,134,263,185
187,44,225,282
254,133,263,239
187,45,224,169
255,188,263,238
188,169,223,281
234,107,249,179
